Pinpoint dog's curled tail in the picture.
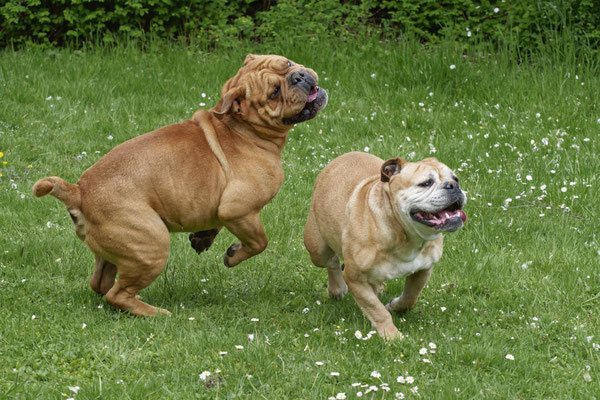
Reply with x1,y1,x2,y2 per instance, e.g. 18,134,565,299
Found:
33,176,81,209
33,177,86,239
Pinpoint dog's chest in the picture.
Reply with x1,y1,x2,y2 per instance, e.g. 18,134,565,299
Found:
368,247,441,283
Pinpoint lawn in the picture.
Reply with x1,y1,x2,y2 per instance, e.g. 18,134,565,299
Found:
1,39,599,399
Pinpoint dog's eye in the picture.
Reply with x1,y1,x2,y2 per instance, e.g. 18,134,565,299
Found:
419,179,434,188
453,176,459,184
270,87,280,99
287,61,294,67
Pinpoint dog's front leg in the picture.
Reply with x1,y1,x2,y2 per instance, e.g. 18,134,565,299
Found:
386,268,433,313
222,212,268,268
345,275,402,341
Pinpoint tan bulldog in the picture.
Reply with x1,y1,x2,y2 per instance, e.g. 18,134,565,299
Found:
304,152,466,340
33,54,327,316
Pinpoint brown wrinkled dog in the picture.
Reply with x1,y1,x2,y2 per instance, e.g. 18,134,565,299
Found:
304,152,466,340
33,55,328,316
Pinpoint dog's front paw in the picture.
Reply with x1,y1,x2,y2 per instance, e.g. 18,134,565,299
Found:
189,229,220,254
327,267,347,300
386,296,416,313
377,323,404,341
223,243,242,267
328,286,348,300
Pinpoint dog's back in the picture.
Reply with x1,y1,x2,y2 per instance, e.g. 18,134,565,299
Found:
312,152,381,221
305,152,381,257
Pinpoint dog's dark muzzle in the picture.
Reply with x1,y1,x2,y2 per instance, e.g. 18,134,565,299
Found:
282,69,327,125
288,70,316,93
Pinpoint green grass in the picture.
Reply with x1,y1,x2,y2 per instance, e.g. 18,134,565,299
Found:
1,38,599,399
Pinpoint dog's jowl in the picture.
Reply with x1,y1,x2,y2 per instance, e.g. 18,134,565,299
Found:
304,152,466,340
33,55,327,316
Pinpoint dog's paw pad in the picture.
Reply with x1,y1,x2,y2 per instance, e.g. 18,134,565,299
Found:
328,289,347,300
189,229,220,254
226,243,241,257
223,244,242,267
157,308,172,317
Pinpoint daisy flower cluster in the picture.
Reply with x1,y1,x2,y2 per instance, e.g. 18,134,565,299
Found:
455,107,594,217
1,150,30,199
417,342,437,364
62,385,81,400
354,330,378,341
323,344,440,398
326,369,418,399
198,368,223,387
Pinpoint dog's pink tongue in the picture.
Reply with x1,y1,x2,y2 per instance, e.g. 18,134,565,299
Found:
435,209,467,224
307,87,318,102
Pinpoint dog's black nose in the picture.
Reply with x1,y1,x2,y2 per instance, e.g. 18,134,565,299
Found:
442,181,459,191
290,70,305,84
289,70,315,88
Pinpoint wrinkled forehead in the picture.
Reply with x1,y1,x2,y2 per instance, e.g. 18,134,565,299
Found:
241,55,312,92
222,55,292,94
243,55,301,72
402,160,454,181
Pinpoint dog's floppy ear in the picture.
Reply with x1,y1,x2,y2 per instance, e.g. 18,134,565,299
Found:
381,158,405,182
213,85,246,115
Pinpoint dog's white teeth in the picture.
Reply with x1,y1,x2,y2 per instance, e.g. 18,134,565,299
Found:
444,212,450,219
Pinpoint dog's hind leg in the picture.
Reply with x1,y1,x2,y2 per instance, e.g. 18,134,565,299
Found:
105,243,171,316
304,212,329,265
104,261,171,316
303,211,347,299
86,212,172,316
90,256,117,295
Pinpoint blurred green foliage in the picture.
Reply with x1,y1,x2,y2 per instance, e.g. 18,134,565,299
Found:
1,0,599,55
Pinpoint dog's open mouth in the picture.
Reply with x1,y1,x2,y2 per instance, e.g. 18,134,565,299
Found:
283,86,328,125
411,201,467,231
306,86,319,102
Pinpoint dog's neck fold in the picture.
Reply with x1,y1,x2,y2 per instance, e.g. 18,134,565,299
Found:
210,111,289,155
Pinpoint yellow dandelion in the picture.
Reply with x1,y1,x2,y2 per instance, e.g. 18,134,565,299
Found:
0,151,3,158
2,161,6,166
27,165,32,168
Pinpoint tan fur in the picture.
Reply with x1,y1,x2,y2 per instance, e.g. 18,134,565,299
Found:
33,54,327,316
304,152,466,340
33,177,81,209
